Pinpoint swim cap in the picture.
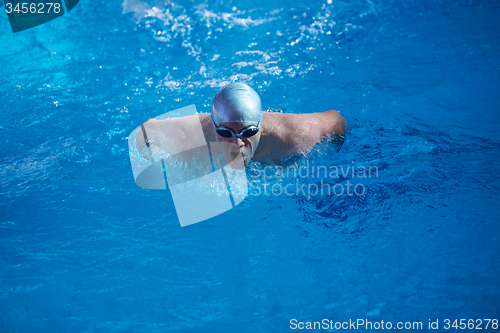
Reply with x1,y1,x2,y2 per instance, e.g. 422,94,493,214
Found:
211,83,263,124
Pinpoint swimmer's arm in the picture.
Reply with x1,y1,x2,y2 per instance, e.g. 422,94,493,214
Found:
136,116,207,162
321,110,346,136
136,118,182,161
318,110,348,151
135,119,157,160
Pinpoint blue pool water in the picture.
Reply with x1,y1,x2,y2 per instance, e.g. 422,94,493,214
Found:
1,0,500,331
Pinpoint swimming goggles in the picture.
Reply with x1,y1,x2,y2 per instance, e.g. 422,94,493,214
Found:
210,115,262,138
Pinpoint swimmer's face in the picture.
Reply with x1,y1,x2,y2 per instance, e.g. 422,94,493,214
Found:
214,121,262,169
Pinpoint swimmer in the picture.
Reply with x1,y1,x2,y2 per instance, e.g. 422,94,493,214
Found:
136,82,348,169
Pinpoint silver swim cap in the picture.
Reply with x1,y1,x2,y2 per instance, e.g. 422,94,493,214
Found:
211,83,263,124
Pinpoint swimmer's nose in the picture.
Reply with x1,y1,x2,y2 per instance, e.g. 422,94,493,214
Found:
228,137,245,147
236,138,245,147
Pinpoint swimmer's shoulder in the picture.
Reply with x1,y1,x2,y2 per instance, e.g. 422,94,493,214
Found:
262,111,299,129
262,110,346,150
268,110,345,136
145,113,207,130
197,113,216,142
261,112,308,152
262,111,318,135
147,113,215,143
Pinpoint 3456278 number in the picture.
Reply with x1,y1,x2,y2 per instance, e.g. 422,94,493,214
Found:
444,319,498,330
5,2,61,14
